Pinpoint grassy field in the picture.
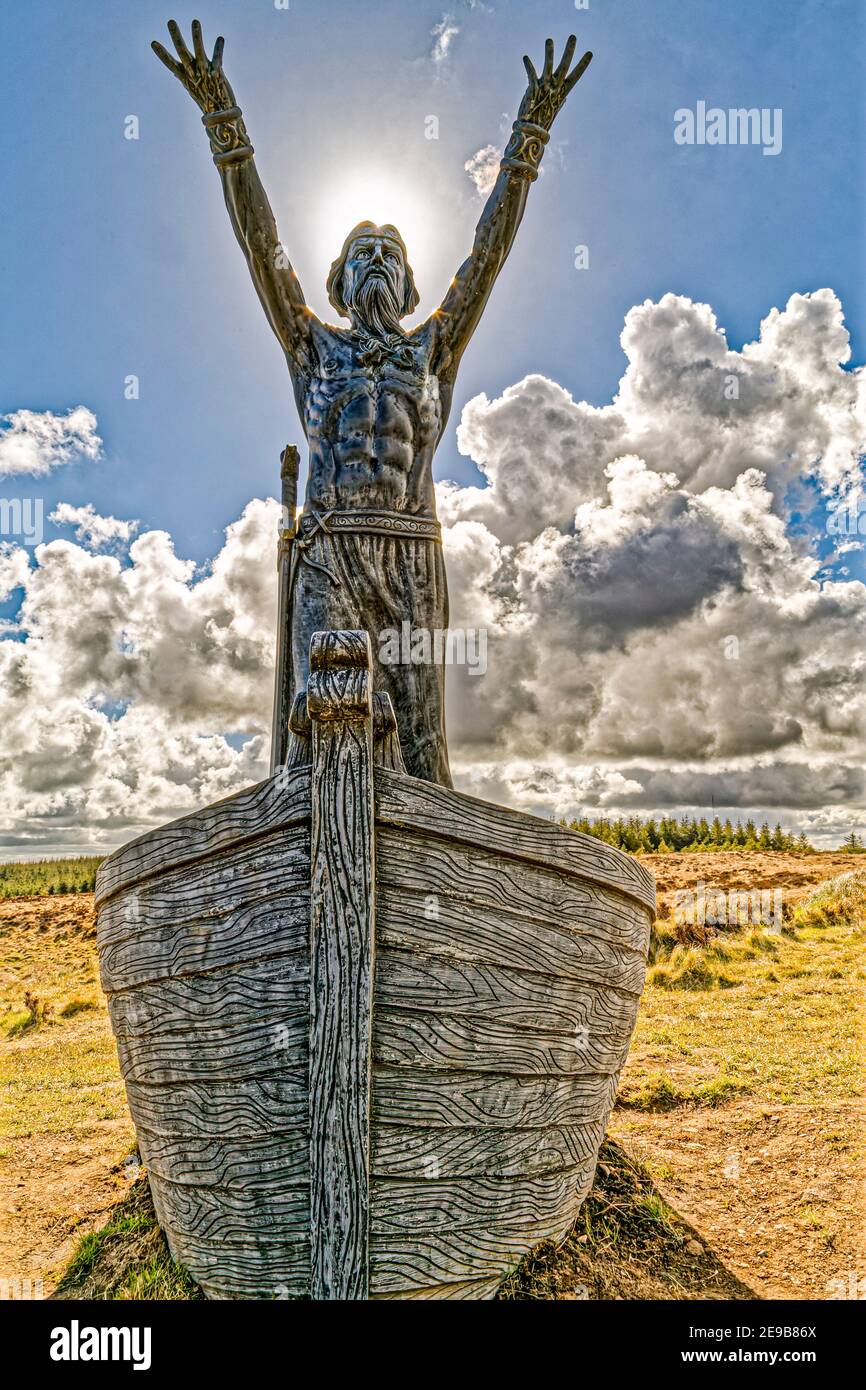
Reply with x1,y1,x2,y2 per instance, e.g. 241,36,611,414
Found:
609,853,866,1300
0,851,863,1299
0,892,133,1295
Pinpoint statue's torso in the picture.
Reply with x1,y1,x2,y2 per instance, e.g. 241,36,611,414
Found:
295,321,450,515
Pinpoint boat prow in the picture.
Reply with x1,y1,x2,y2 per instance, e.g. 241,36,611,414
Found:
95,631,655,1299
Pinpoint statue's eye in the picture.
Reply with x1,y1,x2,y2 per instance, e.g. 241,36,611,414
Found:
356,248,369,258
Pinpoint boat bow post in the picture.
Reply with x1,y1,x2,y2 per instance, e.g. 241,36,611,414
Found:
307,630,376,1299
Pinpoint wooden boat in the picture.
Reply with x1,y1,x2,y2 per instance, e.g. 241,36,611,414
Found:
95,631,655,1300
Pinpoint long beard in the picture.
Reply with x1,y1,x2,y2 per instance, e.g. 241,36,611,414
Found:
350,271,404,339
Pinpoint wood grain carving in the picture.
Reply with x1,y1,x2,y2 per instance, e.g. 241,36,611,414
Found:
94,627,655,1300
307,630,376,1300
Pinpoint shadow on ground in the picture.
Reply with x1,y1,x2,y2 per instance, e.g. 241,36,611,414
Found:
498,1138,757,1300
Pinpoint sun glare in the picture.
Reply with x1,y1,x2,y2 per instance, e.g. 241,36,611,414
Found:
310,167,433,298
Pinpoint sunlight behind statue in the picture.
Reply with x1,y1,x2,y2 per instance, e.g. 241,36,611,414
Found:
152,19,592,784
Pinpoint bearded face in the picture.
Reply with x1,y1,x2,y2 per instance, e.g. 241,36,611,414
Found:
340,233,408,338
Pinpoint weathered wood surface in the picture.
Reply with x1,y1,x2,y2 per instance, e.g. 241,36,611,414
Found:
98,837,309,994
375,949,638,1034
138,1129,308,1187
370,1275,503,1301
378,885,647,995
94,767,310,905
371,1119,608,1180
100,897,308,996
374,1008,632,1076
115,1013,307,1085
375,766,656,915
153,1173,308,1239
372,692,407,773
377,827,651,953
98,835,309,942
107,954,307,1038
151,1166,596,1242
370,1167,593,1233
149,1163,598,1298
370,1216,578,1293
124,1078,307,1137
162,1230,310,1300
373,1067,619,1129
95,661,654,1300
307,631,375,1300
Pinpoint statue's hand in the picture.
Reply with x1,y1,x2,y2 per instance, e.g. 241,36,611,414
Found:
518,36,592,130
152,19,235,113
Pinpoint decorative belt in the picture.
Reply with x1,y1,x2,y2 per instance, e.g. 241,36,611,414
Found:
287,507,442,588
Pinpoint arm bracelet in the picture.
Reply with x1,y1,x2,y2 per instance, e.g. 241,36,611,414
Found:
500,120,550,182
202,106,255,168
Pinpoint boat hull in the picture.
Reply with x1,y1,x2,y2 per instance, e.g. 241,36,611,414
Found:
96,761,654,1300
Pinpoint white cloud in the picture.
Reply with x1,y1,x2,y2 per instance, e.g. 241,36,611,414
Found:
1,290,863,851
0,499,278,852
438,289,864,841
0,407,101,478
464,144,500,197
50,503,139,549
0,544,31,608
430,15,460,64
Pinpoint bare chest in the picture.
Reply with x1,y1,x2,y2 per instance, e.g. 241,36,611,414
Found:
303,334,442,444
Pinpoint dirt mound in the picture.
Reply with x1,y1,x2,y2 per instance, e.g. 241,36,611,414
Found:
52,1176,202,1301
499,1138,755,1300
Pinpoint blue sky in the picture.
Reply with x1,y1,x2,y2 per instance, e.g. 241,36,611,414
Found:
2,0,862,561
1,0,864,853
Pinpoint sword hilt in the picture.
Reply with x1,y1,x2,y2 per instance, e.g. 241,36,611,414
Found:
280,443,300,542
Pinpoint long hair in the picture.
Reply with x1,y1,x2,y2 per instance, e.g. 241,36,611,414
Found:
326,222,420,320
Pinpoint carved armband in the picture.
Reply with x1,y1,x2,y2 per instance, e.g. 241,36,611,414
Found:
500,120,550,183
202,106,255,168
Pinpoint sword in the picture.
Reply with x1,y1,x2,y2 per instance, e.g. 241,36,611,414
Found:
269,444,300,774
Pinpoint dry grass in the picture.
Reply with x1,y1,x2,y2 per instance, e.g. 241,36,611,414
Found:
0,894,133,1291
794,869,866,932
52,1178,202,1301
2,850,863,1301
623,918,862,1111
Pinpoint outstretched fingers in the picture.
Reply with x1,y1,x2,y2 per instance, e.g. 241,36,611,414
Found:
167,19,193,69
191,19,207,68
522,53,539,90
555,35,577,83
151,39,183,79
212,35,225,71
564,49,593,94
543,37,555,79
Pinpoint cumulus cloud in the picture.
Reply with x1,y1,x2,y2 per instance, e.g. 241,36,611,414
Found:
443,289,865,546
0,543,31,603
0,407,101,477
50,503,139,550
1,290,863,850
438,289,864,840
464,144,500,197
0,499,279,852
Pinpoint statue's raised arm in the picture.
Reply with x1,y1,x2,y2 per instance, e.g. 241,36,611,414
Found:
431,37,592,378
149,23,593,791
152,20,314,377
